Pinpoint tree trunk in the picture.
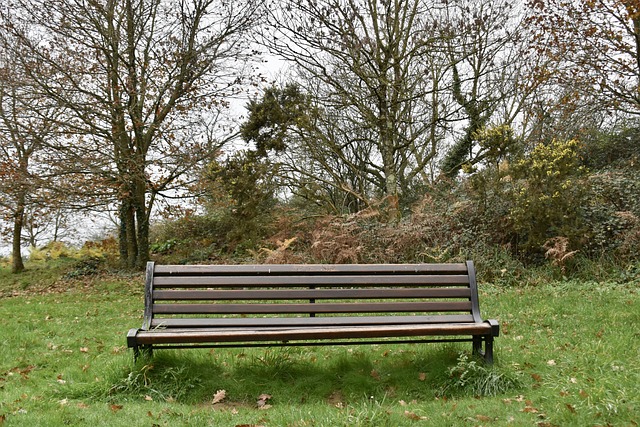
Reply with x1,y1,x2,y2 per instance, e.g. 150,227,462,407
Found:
11,192,26,273
119,196,138,269
134,174,150,269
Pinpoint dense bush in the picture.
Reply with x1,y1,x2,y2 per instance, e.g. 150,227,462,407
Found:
143,127,638,283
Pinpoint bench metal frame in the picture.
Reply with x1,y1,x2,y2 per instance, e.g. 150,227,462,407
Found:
127,261,499,363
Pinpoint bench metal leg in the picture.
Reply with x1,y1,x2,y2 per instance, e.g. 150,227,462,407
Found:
472,336,494,365
483,336,494,365
140,345,153,361
131,344,153,362
472,337,483,358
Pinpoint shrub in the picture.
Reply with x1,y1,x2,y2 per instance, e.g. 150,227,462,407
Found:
508,139,588,256
582,171,640,259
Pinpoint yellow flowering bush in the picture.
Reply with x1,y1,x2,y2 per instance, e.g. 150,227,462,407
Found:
509,139,587,254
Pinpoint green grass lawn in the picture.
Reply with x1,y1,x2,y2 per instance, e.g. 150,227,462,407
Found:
0,263,638,426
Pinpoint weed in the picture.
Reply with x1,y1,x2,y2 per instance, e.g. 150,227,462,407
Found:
345,394,393,426
64,256,105,278
438,353,521,397
93,359,202,402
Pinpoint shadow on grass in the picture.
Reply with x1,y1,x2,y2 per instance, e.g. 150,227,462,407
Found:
73,344,522,406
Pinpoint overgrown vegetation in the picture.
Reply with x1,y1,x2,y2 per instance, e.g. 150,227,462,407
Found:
141,124,640,288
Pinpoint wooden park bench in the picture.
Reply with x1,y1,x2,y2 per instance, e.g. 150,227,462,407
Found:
127,261,499,363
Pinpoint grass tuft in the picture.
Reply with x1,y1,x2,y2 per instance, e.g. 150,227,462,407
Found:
437,352,522,397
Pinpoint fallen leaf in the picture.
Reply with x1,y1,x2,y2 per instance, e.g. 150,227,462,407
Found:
565,404,576,414
531,373,542,382
404,410,427,421
59,398,69,406
256,394,272,408
547,360,556,366
80,347,89,353
418,372,426,381
144,395,153,401
77,402,89,409
212,389,226,405
370,370,380,380
110,404,123,412
476,414,492,421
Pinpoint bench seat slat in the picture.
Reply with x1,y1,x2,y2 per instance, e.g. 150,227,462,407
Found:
152,288,472,301
152,301,472,314
150,314,477,328
153,263,470,276
153,274,470,287
133,322,494,345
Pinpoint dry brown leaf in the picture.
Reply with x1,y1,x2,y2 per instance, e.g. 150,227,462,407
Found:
110,404,123,412
212,389,226,405
80,347,89,353
256,394,272,408
476,414,492,421
144,395,153,401
370,369,380,380
404,410,427,421
418,372,426,381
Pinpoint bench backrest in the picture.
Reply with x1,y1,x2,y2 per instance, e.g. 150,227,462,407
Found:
142,261,485,330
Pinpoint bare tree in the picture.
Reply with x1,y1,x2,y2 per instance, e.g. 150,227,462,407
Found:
0,39,64,273
262,0,447,217
438,0,539,176
2,0,262,268
527,0,640,117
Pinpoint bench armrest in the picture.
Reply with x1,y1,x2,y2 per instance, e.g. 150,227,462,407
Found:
486,319,500,337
